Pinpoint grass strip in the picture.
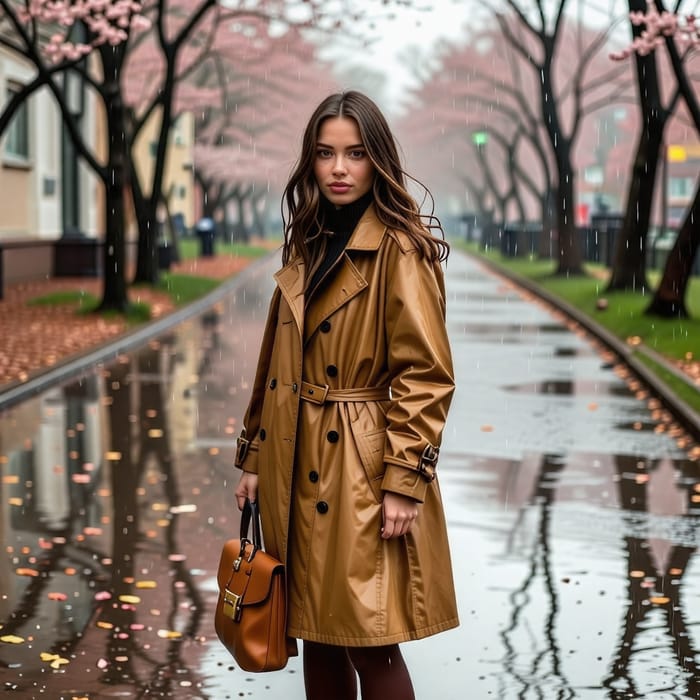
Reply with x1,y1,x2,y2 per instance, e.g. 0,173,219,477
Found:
634,351,700,414
28,290,152,324
28,290,98,309
155,273,220,306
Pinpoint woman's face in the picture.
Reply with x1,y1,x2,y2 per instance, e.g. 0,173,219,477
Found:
313,116,375,206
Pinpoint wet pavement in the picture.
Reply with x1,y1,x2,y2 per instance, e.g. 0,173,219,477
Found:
0,251,699,699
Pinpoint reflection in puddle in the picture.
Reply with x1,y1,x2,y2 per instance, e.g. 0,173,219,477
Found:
504,379,598,395
450,323,568,337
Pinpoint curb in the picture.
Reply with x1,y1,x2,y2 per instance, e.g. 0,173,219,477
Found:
0,252,278,412
465,251,700,441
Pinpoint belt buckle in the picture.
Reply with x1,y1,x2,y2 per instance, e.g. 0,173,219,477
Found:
303,382,329,405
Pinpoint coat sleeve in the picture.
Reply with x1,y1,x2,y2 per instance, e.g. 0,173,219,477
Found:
381,243,455,503
234,287,281,474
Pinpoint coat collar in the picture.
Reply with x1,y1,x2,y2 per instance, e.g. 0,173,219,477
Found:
273,204,387,338
345,204,386,251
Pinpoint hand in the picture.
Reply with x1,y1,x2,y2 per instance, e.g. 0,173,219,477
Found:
381,492,419,539
234,471,259,511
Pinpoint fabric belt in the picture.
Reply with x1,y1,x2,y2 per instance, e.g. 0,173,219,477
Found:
300,381,390,405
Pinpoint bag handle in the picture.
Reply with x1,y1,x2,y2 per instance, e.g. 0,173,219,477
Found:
238,499,263,561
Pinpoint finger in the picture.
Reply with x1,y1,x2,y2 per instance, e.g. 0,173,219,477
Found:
381,516,396,540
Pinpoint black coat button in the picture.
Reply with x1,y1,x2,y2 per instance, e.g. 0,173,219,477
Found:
259,428,266,441
327,430,339,443
316,501,329,514
292,382,298,393
326,364,338,377
320,320,331,333
269,378,277,389
309,470,319,483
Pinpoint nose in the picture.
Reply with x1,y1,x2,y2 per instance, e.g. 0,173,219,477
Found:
332,155,347,175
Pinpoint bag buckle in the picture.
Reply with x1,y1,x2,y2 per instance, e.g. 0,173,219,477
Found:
235,431,250,466
223,588,243,622
418,444,439,482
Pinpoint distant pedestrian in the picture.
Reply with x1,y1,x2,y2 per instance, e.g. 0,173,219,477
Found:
234,90,457,699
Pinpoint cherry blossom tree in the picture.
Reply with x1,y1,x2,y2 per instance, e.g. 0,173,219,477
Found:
606,0,682,293
399,16,629,264
492,1,626,275
0,0,149,310
189,41,338,239
612,0,700,317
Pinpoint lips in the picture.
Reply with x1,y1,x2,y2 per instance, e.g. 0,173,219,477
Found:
329,183,351,193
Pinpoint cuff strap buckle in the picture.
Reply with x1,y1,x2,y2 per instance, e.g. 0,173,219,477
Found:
418,444,439,482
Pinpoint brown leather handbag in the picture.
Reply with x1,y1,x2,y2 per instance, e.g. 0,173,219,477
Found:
214,500,294,672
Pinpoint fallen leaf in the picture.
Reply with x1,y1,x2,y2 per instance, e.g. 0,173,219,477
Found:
170,504,197,514
118,595,141,604
1,635,25,644
157,629,182,639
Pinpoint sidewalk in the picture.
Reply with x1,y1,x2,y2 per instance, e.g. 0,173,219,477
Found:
0,253,258,390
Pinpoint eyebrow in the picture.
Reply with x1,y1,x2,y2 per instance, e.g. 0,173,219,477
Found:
316,142,365,149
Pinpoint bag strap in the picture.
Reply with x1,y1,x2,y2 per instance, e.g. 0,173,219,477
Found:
239,499,263,560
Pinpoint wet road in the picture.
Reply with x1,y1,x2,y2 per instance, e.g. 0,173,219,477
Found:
1,251,698,699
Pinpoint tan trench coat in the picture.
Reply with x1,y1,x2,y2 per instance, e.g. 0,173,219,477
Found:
235,205,458,646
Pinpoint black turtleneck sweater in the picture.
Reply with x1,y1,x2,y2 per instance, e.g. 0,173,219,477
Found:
307,190,374,299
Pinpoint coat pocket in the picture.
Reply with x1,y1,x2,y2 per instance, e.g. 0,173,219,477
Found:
352,428,386,503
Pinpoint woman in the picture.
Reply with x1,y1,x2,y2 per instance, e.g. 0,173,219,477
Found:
234,91,457,699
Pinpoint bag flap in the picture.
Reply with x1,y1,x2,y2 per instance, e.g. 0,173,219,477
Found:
217,539,284,606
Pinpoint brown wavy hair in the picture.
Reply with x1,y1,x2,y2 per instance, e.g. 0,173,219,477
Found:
281,91,449,280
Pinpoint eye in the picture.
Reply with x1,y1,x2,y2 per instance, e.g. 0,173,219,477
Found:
316,148,333,159
349,150,366,159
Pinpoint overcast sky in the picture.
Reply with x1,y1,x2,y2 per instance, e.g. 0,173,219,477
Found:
319,0,627,113
319,0,478,113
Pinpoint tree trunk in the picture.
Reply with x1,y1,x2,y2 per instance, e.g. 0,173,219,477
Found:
538,190,556,260
645,183,700,318
554,156,583,274
607,127,662,291
607,1,666,293
250,192,267,238
539,53,582,275
132,176,160,285
97,52,129,312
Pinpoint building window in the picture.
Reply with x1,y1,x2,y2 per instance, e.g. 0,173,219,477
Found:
5,84,30,160
669,177,694,198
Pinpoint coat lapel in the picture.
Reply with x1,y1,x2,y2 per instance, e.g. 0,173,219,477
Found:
274,258,305,337
305,255,367,342
305,207,387,341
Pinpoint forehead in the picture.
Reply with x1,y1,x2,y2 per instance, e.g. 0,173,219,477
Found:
317,116,362,143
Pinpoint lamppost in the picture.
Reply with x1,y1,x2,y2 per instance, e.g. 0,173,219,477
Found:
470,129,491,247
